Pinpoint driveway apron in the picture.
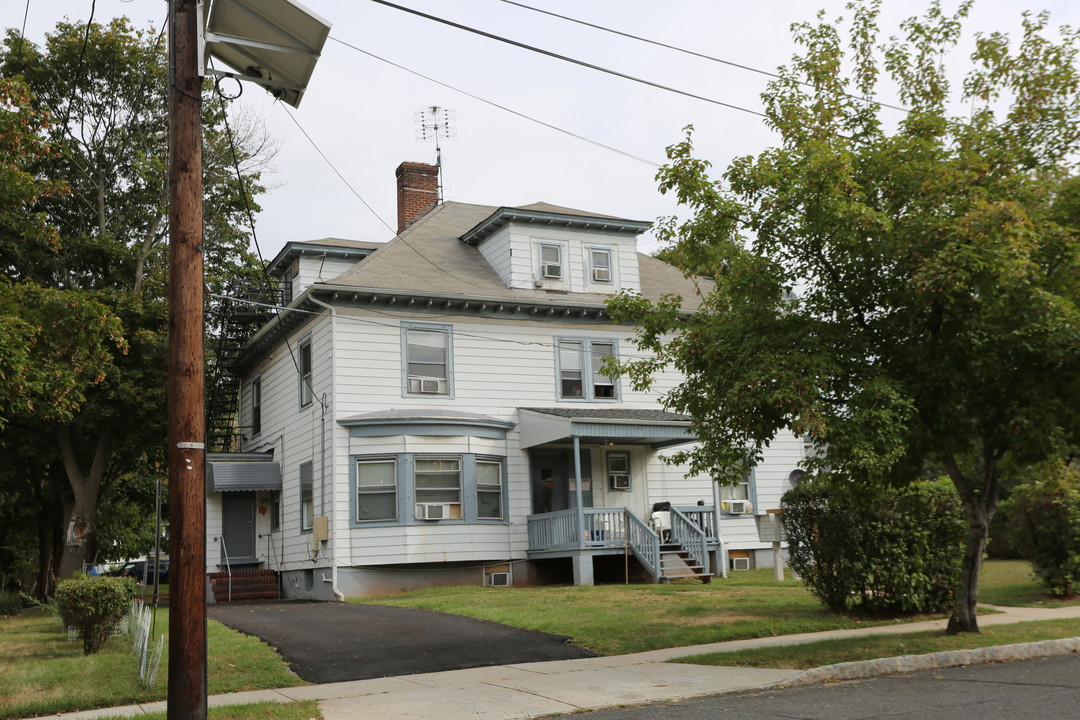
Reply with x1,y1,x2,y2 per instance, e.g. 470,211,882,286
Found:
208,601,600,684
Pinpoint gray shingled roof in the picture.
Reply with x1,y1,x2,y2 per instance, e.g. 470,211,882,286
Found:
520,408,693,423
321,201,710,310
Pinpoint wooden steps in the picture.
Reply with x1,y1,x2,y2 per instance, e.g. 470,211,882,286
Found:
659,545,711,583
209,569,280,603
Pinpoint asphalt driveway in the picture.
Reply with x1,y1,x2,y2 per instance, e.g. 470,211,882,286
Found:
208,600,600,684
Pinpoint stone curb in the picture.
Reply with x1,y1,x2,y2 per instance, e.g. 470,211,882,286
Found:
782,636,1080,685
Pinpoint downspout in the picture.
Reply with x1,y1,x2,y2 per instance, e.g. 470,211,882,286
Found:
309,295,344,601
572,435,585,549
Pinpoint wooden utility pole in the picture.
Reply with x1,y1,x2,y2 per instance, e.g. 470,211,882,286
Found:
167,0,207,718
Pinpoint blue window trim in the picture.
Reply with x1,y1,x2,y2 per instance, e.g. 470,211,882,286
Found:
585,244,615,286
554,337,621,402
348,452,509,528
400,321,455,399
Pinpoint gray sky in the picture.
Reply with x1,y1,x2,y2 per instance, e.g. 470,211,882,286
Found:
12,0,1080,261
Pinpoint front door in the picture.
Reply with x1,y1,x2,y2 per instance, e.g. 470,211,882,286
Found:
221,491,257,565
531,449,592,513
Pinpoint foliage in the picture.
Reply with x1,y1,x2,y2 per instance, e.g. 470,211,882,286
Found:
54,574,136,654
609,1,1080,633
1004,460,1080,596
0,593,25,616
0,18,271,584
782,479,965,615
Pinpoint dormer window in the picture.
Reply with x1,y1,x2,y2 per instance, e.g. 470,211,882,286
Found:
539,243,563,280
590,248,613,283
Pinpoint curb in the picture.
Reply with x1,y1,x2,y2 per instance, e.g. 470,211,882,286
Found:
783,636,1080,685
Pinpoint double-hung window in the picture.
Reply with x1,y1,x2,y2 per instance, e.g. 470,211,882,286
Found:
557,339,618,400
403,323,452,396
720,458,756,513
589,248,613,283
539,243,563,280
250,378,262,436
476,459,503,519
298,338,313,407
414,457,461,505
356,458,397,522
300,462,314,531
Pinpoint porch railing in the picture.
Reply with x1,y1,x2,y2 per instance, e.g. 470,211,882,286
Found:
673,506,717,539
527,507,631,550
626,510,660,582
669,506,710,576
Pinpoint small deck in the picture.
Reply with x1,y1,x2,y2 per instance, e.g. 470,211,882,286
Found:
527,505,720,584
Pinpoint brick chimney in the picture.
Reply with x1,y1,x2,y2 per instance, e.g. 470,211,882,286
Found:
396,161,439,233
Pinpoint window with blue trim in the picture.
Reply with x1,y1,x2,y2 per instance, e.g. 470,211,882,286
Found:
402,323,453,397
351,453,506,525
556,339,618,400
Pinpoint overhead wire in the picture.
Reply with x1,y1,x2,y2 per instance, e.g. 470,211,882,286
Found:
367,0,767,118
495,0,910,114
328,36,662,168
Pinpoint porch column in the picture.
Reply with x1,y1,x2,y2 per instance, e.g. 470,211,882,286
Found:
572,435,585,550
572,554,594,586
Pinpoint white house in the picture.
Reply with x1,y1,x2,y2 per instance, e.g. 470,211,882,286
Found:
205,162,804,601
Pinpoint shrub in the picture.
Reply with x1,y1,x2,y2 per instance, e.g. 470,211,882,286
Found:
1006,461,1080,597
781,479,965,616
0,591,26,615
54,574,138,654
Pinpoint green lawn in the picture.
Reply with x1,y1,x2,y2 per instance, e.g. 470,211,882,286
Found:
978,560,1080,608
0,607,304,720
678,618,1080,670
355,569,947,655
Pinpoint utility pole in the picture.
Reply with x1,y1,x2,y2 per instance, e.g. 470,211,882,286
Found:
167,0,207,718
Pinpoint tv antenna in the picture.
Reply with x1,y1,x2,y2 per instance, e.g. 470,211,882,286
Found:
414,106,457,202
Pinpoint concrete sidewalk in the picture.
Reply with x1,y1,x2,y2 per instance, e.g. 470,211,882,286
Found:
33,604,1080,720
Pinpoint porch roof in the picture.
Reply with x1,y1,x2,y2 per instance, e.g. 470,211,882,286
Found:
518,408,697,449
206,453,282,493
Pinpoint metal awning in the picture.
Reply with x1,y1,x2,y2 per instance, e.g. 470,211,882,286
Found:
206,453,282,493
518,408,697,449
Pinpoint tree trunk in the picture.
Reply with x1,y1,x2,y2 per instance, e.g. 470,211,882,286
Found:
944,453,1000,635
56,426,112,579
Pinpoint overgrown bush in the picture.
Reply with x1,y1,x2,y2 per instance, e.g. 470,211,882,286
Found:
0,591,26,615
781,479,965,616
54,574,137,654
1005,461,1080,597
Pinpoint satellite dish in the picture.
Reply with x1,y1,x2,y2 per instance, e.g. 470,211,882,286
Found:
199,0,331,108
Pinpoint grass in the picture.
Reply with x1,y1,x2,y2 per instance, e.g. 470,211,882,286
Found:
355,569,948,655
677,618,1080,670
978,560,1080,608
92,701,322,720
0,607,305,720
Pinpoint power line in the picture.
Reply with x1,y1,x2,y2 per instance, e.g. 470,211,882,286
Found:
367,0,767,119
328,37,661,168
496,0,910,114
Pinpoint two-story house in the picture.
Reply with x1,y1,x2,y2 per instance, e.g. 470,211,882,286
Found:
205,161,804,601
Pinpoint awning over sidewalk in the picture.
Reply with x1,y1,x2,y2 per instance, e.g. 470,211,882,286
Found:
518,408,697,449
206,452,282,493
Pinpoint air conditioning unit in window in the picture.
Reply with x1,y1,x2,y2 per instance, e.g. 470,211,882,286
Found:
415,503,452,520
730,556,751,571
542,263,563,279
609,473,630,490
593,267,611,282
721,500,752,515
409,377,446,394
485,571,511,587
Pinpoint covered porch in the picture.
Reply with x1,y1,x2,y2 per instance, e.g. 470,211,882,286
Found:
518,408,722,585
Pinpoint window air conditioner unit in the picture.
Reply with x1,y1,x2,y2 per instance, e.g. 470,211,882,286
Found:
485,571,511,587
592,267,611,282
409,378,445,394
609,473,631,490
721,500,751,515
415,503,452,520
542,263,563,279
730,556,751,571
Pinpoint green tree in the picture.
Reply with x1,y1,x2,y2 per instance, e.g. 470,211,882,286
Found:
609,1,1080,633
0,18,269,585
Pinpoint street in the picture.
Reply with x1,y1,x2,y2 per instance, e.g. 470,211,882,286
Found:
573,654,1080,720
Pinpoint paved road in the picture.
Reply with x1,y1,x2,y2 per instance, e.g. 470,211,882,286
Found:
208,600,599,683
570,654,1080,720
